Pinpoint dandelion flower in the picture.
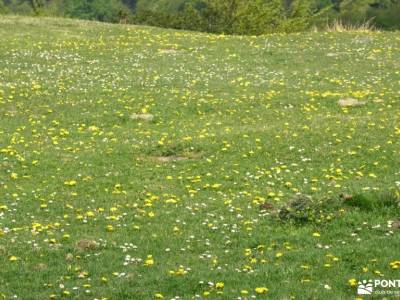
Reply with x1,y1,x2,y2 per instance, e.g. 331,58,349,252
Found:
255,287,268,294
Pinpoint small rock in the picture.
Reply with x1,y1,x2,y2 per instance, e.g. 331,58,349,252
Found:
338,98,366,108
154,156,188,163
159,49,184,55
148,152,201,163
130,113,154,121
340,193,353,201
35,263,48,270
389,220,400,230
259,202,275,211
75,239,98,251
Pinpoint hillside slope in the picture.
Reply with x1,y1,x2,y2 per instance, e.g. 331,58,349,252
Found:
0,16,400,299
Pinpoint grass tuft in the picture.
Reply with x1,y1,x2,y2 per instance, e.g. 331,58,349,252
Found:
344,192,400,210
326,19,376,32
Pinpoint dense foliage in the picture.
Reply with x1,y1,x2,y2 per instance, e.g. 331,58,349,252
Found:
1,0,399,33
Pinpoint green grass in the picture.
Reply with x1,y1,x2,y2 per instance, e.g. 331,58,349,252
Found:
0,15,400,300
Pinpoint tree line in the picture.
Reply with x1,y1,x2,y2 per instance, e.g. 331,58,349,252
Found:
1,0,399,33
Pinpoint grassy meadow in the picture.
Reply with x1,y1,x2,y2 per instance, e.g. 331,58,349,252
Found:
0,16,400,299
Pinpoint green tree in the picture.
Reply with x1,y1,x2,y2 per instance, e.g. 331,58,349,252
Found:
282,0,313,32
90,0,130,22
202,0,240,33
367,0,400,29
31,0,45,14
63,0,131,23
6,0,34,15
0,0,8,13
233,0,285,34
176,3,207,31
